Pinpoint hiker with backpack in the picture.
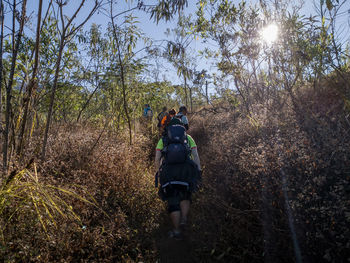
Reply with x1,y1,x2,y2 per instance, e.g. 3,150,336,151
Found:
160,109,176,134
157,107,168,132
155,121,201,240
175,106,189,130
143,104,153,119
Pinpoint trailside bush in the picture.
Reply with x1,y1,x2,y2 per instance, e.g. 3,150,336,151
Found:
188,83,350,262
1,125,164,262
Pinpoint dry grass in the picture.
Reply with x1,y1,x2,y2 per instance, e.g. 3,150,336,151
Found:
1,125,164,262
1,78,349,262
187,83,350,262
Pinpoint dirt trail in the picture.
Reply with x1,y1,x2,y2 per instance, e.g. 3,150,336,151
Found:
150,122,206,262
154,215,198,263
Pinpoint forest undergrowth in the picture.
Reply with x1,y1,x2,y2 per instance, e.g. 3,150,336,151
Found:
1,80,350,263
0,125,164,262
188,80,350,262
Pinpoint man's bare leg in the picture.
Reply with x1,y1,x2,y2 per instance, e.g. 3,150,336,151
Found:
180,200,190,224
170,210,181,232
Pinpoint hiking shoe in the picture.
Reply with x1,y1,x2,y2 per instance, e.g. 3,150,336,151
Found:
168,230,183,240
180,218,187,228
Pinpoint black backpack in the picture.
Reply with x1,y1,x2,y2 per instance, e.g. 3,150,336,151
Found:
156,124,201,197
161,124,190,164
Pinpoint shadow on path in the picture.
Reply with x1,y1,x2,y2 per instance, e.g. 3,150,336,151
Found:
154,215,197,263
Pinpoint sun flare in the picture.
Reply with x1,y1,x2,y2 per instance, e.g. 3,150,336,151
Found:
261,24,279,44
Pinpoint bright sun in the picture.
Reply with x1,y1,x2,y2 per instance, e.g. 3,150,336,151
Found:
261,24,279,44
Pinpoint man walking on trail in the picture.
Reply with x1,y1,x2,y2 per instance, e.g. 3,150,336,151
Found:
157,106,168,132
160,108,176,133
155,122,201,240
143,104,153,119
175,106,189,130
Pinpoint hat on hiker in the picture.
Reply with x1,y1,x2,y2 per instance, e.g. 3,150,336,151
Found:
179,106,187,113
169,109,176,116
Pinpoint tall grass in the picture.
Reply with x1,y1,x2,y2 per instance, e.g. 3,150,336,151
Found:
1,124,164,262
0,162,97,241
188,83,350,262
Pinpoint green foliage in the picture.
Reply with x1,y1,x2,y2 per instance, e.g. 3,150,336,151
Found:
39,16,60,71
221,89,239,106
55,82,85,122
193,0,349,118
2,0,349,260
150,0,188,23
0,163,95,240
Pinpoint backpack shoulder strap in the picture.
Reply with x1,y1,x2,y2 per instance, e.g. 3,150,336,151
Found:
162,134,169,147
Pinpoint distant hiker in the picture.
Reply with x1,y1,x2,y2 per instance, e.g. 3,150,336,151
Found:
175,106,189,130
143,104,153,119
157,106,168,131
160,109,176,133
155,122,201,240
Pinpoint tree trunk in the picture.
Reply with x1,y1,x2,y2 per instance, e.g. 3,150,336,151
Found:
76,82,99,122
12,0,15,52
17,0,43,155
118,47,132,145
0,0,4,120
189,87,193,112
41,36,65,161
3,0,27,172
205,80,209,104
110,2,132,144
184,75,188,107
41,0,98,160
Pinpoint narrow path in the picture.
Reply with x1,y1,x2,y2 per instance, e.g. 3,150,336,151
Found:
154,214,198,263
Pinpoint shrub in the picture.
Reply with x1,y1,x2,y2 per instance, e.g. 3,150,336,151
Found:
188,82,349,262
1,125,164,262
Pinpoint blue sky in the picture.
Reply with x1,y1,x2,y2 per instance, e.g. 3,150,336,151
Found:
23,1,202,85
8,0,350,91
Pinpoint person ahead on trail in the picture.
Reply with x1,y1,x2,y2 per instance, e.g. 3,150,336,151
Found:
155,122,201,240
157,107,168,131
157,107,168,125
160,109,176,131
143,104,153,118
175,106,189,130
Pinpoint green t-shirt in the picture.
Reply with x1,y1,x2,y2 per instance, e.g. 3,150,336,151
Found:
156,134,197,151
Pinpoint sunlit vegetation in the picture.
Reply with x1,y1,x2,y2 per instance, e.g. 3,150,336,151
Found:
260,23,278,44
0,0,349,262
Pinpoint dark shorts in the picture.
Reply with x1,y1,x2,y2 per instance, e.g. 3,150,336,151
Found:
162,185,192,213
